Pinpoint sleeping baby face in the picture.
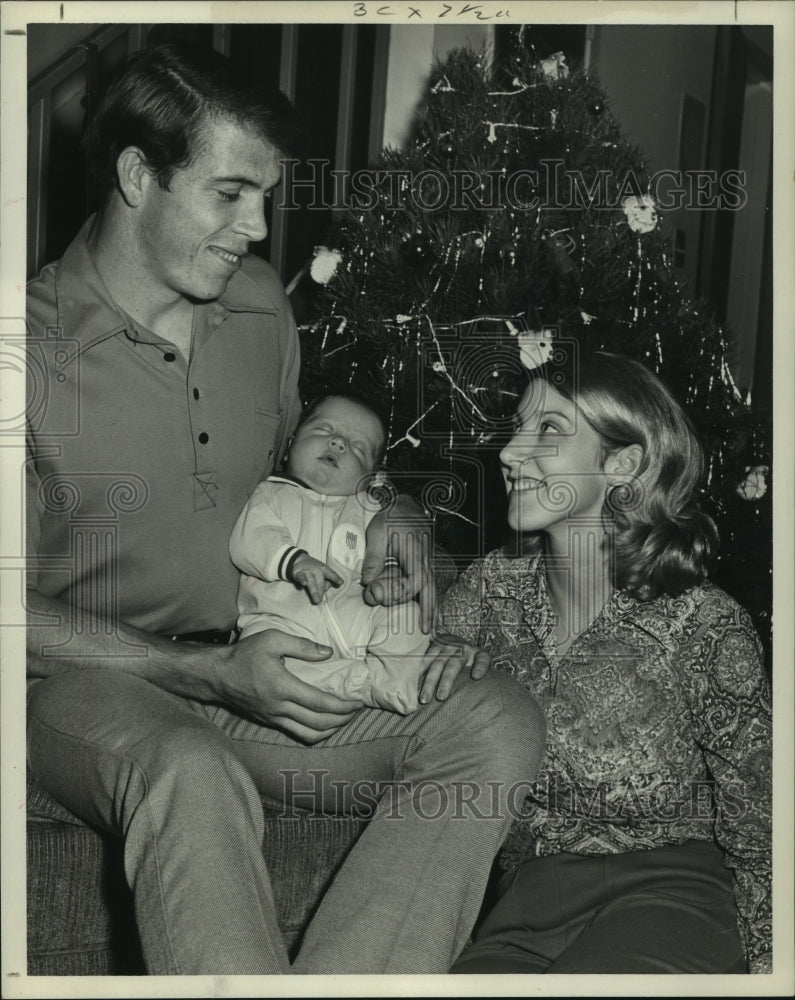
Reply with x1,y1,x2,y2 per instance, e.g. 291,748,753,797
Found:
286,396,385,496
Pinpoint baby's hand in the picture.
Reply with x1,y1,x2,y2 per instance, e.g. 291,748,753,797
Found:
291,553,343,604
419,633,491,703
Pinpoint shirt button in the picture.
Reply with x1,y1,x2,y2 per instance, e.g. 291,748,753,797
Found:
193,388,200,400
163,352,176,362
199,432,209,444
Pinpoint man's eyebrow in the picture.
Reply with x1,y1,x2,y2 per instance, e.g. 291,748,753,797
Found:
211,174,281,188
211,175,258,186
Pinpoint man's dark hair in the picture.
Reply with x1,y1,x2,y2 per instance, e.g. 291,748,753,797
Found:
87,42,300,202
295,392,389,467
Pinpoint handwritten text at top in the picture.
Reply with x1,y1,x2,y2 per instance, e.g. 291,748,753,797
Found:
354,3,512,20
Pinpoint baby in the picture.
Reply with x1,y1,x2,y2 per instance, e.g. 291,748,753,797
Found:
229,393,430,714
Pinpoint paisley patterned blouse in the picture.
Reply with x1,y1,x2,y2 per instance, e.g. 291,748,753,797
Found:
438,546,772,973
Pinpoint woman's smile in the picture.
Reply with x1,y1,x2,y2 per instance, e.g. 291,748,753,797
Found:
506,475,545,493
499,381,610,538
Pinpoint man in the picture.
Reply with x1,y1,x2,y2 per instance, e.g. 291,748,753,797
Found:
26,43,544,975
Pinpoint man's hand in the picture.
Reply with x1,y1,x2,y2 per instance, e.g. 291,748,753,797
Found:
419,633,491,704
217,630,362,743
362,495,436,633
25,593,359,744
291,552,343,604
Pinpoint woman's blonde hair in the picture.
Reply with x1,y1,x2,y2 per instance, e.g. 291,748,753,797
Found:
527,350,718,599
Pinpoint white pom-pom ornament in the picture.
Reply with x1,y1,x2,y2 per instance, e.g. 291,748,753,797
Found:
737,465,769,501
539,52,569,80
622,194,659,234
310,246,343,284
518,331,554,371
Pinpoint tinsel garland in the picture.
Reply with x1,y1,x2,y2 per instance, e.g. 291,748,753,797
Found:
297,28,772,665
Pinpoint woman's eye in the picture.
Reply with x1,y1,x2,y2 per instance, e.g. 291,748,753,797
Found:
539,420,558,434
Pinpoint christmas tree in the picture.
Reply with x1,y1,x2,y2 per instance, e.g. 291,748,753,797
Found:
297,31,772,666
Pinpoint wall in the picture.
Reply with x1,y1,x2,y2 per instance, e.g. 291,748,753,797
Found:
590,24,771,394
382,24,493,150
725,76,772,394
589,25,717,299
27,22,95,80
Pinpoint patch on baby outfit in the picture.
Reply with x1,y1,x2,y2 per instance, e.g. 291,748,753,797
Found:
328,522,366,571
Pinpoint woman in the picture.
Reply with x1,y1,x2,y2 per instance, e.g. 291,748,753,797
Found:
440,351,771,974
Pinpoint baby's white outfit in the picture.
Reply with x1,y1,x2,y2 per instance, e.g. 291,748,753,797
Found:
229,475,428,714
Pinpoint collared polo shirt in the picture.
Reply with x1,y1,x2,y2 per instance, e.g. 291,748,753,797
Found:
26,216,302,634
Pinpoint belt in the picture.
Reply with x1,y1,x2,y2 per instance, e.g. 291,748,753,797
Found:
169,627,240,645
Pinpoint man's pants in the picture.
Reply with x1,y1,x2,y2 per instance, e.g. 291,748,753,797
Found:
27,668,544,975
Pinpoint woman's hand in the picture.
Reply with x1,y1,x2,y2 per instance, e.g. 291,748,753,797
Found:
419,633,491,704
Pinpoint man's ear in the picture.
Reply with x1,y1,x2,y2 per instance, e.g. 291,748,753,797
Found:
604,443,643,482
116,147,154,208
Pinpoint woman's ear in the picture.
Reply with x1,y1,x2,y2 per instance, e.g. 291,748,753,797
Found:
116,147,153,208
604,443,643,482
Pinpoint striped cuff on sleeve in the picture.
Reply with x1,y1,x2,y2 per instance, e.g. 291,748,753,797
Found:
280,547,307,583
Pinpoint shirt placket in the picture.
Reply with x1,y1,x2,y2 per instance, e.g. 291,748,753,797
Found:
187,305,227,511
525,574,635,698
520,567,563,692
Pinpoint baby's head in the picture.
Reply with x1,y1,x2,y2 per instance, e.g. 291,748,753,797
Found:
285,393,387,496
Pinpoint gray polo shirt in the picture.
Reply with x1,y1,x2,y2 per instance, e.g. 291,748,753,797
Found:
26,216,302,634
